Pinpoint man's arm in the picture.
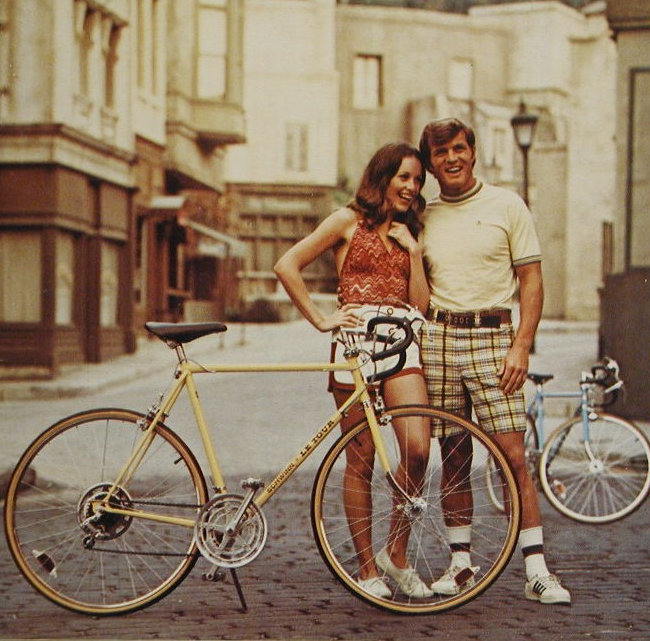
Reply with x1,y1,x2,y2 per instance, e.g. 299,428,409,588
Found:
498,261,543,394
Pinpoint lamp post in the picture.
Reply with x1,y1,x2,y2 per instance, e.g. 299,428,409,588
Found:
511,100,539,353
510,100,538,207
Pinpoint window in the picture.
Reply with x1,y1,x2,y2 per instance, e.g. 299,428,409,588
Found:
0,231,42,323
55,234,75,326
285,123,309,173
0,0,9,120
137,0,161,95
78,5,95,97
103,20,121,108
100,242,120,327
240,211,319,274
197,0,227,100
353,55,381,110
449,59,473,101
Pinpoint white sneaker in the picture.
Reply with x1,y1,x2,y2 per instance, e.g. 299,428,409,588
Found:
430,564,479,595
375,547,433,598
357,576,391,598
525,574,571,605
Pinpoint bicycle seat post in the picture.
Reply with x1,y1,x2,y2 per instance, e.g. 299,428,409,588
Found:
170,342,187,364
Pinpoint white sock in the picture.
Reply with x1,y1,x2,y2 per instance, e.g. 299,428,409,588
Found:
519,526,550,580
448,525,472,568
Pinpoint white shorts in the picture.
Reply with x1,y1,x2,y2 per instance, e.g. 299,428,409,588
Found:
329,305,423,390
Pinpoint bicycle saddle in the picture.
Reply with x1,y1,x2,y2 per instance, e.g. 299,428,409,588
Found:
527,372,554,385
145,321,227,344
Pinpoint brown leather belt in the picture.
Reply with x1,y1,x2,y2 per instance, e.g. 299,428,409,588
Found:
426,308,512,328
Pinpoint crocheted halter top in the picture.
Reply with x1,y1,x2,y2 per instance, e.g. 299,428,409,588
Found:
337,221,410,307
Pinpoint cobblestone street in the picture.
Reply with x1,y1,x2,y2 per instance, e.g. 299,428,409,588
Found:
2,470,650,640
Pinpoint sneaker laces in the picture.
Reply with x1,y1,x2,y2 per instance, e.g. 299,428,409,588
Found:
532,573,562,589
394,566,429,595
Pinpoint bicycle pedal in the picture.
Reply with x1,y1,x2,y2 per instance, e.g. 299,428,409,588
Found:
552,479,567,500
241,478,265,491
203,567,226,582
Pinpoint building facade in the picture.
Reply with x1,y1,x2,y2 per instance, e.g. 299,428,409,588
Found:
602,0,650,419
0,0,245,375
223,0,340,308
0,0,627,376
335,0,616,321
0,0,136,374
134,0,247,327
224,0,617,322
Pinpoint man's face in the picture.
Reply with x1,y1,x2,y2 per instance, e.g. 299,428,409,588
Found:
428,131,477,197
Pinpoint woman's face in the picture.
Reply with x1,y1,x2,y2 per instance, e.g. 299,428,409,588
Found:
383,155,423,215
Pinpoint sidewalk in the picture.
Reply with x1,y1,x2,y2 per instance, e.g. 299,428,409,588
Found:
0,319,601,406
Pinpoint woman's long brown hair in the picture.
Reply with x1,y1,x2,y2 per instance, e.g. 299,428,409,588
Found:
348,142,426,239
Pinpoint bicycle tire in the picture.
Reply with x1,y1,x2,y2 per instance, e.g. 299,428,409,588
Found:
486,415,539,513
311,405,521,614
539,412,650,524
4,408,208,616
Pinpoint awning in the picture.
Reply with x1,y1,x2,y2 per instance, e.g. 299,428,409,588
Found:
180,218,249,259
147,195,187,216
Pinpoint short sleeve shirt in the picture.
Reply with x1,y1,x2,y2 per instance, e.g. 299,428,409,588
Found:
421,182,541,311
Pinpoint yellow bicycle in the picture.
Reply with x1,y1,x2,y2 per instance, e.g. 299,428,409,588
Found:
4,313,520,616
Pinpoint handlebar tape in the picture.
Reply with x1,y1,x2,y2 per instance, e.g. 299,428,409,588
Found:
365,316,414,382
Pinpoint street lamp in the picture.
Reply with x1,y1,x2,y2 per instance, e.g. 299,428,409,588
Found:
510,100,539,354
510,100,538,207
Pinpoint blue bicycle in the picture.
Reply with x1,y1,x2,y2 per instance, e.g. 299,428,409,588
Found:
486,357,650,524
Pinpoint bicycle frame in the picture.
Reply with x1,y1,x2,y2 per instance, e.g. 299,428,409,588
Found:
96,342,402,529
527,383,586,451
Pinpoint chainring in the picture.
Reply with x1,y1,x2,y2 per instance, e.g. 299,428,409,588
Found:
194,493,267,568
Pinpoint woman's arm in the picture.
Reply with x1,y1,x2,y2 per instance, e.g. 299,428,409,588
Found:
274,208,361,332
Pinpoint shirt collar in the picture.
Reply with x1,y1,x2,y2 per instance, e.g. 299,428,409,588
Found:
439,181,483,204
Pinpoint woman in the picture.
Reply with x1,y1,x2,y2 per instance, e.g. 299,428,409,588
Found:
274,142,432,599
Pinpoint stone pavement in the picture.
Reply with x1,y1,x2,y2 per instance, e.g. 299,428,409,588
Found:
1,468,649,640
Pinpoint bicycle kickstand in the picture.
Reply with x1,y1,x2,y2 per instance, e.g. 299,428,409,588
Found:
203,565,249,612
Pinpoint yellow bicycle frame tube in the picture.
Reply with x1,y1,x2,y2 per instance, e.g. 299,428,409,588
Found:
97,349,399,525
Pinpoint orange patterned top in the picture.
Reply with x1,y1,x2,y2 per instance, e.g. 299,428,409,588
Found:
337,221,410,307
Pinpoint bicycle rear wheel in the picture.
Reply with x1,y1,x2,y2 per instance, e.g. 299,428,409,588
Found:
486,415,539,512
540,412,650,523
4,409,208,615
311,405,521,614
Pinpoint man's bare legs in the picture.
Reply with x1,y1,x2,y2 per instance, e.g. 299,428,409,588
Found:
436,428,570,602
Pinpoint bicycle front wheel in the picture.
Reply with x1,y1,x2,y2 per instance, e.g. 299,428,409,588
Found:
540,412,650,523
311,405,521,614
4,409,208,615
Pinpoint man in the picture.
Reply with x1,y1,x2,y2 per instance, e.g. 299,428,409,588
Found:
418,118,570,605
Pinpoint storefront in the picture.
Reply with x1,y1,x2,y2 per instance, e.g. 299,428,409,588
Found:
0,162,134,376
136,192,247,327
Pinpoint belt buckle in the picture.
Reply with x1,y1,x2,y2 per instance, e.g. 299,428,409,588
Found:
454,312,473,328
474,311,481,328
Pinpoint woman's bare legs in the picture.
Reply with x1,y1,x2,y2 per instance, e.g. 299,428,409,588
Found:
333,387,380,580
381,372,431,568
335,372,431,578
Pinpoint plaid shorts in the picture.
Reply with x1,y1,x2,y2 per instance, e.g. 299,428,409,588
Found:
420,321,526,438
